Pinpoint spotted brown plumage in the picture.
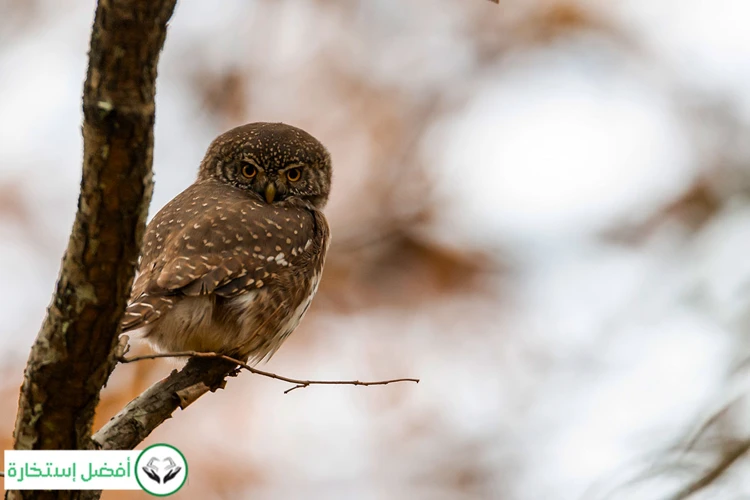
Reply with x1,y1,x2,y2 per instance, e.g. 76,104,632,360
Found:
121,123,332,362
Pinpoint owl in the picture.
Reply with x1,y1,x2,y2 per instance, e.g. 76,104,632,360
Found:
121,122,332,363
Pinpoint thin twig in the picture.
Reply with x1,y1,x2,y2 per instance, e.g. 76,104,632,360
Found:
119,351,419,394
92,350,418,451
669,438,750,500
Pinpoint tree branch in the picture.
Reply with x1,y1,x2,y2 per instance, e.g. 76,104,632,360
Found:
92,347,419,450
669,438,750,500
9,0,176,497
93,356,239,451
119,350,419,393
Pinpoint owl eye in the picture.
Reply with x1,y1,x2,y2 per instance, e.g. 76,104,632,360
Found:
241,164,257,179
286,168,302,182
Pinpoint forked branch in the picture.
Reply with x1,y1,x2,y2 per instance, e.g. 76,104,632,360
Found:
92,341,418,450
119,351,419,394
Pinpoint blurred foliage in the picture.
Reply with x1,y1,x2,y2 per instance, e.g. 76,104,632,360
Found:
2,0,750,498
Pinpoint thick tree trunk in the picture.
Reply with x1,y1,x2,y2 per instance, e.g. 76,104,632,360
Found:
8,0,176,498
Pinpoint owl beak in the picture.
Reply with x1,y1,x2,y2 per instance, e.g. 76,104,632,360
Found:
264,183,276,204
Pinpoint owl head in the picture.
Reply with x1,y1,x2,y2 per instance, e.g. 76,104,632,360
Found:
198,122,332,210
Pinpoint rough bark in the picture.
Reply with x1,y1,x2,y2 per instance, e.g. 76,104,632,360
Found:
93,357,239,451
5,0,496,497
8,0,176,498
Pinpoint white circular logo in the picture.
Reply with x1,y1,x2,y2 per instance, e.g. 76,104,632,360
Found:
135,443,188,496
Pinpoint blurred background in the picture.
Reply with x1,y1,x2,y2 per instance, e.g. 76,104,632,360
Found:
2,0,750,498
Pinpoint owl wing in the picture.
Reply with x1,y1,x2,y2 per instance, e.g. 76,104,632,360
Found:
121,188,323,333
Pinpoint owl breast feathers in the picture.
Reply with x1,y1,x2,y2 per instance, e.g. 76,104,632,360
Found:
121,122,332,363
